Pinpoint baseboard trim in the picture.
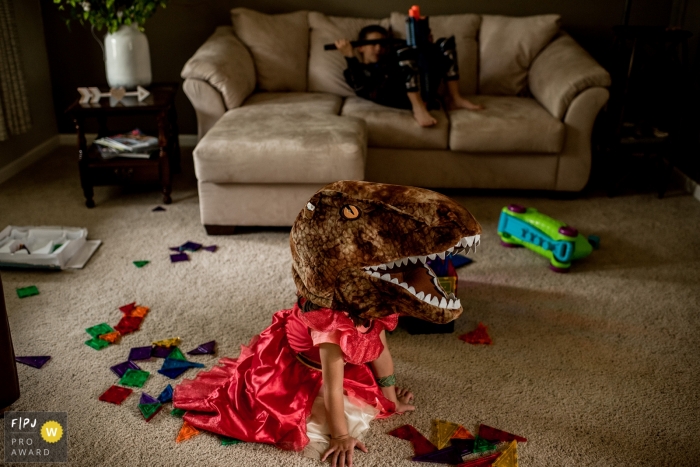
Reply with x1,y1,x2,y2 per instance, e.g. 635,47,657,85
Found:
59,133,198,147
0,135,60,185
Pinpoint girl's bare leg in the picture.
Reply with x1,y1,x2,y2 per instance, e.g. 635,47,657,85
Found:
408,92,438,127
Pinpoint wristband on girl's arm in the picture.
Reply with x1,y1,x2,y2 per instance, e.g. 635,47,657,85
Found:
376,374,396,387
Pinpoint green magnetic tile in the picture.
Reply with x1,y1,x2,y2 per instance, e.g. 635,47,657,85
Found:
473,436,496,453
220,436,243,446
86,323,115,338
167,347,187,362
133,260,150,268
138,402,162,420
17,286,39,298
170,408,186,418
85,337,110,350
118,369,150,388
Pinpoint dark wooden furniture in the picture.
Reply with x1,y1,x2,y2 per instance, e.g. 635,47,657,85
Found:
0,273,20,414
66,83,181,208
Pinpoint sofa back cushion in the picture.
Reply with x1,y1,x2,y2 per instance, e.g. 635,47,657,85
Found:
479,14,561,95
390,12,481,96
231,8,308,92
308,12,390,96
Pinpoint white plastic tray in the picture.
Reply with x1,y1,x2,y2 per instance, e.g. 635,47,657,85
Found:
0,226,101,270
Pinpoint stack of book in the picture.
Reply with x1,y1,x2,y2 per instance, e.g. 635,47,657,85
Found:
94,129,159,159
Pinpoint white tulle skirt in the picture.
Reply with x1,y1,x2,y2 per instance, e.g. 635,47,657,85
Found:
303,384,380,459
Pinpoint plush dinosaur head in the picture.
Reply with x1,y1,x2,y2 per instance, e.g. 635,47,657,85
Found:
290,181,481,324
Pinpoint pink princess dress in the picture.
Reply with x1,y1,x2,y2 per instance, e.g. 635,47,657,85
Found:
172,302,399,455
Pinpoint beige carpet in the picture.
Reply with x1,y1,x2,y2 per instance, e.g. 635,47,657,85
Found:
1,146,699,466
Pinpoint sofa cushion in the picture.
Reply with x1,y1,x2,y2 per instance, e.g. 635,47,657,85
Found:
242,92,343,115
341,97,449,149
231,8,308,92
448,96,565,153
194,107,366,184
308,12,391,96
479,14,561,95
390,12,481,96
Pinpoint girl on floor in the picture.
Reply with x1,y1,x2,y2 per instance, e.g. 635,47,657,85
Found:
173,181,481,467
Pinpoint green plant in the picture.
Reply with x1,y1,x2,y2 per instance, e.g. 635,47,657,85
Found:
53,0,169,34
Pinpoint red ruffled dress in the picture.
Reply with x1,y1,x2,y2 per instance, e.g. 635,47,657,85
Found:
173,303,399,451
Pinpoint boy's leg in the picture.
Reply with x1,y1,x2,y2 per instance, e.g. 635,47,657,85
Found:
397,47,438,127
435,36,484,111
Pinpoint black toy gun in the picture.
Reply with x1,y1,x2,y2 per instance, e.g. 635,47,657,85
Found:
323,38,405,51
406,5,431,47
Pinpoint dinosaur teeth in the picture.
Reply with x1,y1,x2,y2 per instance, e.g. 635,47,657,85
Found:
380,274,391,281
416,291,425,300
447,246,454,254
423,293,432,304
387,262,395,269
371,271,381,278
437,251,446,260
430,296,439,306
401,258,409,266
390,278,399,284
418,255,427,264
454,298,461,308
378,264,387,270
439,297,448,308
408,286,416,295
428,253,437,260
409,256,418,264
447,299,455,309
399,282,409,289
370,265,379,271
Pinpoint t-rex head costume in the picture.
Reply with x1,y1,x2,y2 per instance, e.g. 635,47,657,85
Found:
290,181,481,324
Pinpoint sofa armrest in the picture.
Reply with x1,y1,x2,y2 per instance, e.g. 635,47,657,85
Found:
529,33,611,120
181,26,256,110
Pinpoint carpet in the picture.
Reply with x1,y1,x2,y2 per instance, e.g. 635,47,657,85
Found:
0,146,699,466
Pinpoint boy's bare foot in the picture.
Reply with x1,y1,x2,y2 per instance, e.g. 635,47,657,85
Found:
395,387,416,413
453,96,484,111
413,107,438,127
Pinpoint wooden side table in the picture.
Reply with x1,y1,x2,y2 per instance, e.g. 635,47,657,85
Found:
66,83,181,208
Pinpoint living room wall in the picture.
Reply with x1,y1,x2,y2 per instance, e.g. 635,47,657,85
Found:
40,0,678,136
0,0,57,171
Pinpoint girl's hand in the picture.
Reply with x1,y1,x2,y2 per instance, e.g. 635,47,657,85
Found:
395,387,416,413
321,435,368,467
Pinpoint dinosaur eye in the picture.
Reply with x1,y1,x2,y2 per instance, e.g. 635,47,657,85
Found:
341,205,361,220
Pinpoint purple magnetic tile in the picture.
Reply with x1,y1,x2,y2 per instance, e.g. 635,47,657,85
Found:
15,356,51,369
128,346,152,361
170,253,189,263
140,392,159,405
180,241,202,252
110,360,141,378
187,341,216,355
203,245,217,252
152,345,172,358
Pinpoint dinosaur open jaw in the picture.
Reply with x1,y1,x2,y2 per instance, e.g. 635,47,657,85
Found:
362,235,480,310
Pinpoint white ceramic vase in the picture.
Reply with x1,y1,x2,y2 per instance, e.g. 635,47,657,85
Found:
104,24,152,89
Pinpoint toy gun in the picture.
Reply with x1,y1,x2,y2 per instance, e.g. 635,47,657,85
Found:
497,204,600,272
323,38,406,51
404,5,439,104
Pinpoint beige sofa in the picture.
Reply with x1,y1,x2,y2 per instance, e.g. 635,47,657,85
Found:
182,9,611,232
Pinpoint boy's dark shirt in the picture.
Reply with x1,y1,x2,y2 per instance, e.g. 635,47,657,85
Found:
343,56,411,110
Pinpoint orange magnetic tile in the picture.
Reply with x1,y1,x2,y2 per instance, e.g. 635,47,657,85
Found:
451,425,475,440
98,331,121,343
126,306,149,318
176,421,201,443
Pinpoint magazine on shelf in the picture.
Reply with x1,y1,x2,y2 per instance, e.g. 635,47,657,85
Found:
94,128,159,159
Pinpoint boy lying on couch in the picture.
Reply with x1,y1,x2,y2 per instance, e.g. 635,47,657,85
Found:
335,25,483,127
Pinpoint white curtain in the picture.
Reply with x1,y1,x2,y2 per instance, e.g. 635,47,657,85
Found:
0,0,32,141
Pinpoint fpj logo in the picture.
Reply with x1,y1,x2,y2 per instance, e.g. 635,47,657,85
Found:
4,412,67,463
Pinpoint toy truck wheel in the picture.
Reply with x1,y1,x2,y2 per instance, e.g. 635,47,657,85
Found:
507,204,526,213
558,226,578,238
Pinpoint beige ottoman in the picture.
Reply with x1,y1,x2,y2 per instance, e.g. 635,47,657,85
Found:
193,104,367,232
